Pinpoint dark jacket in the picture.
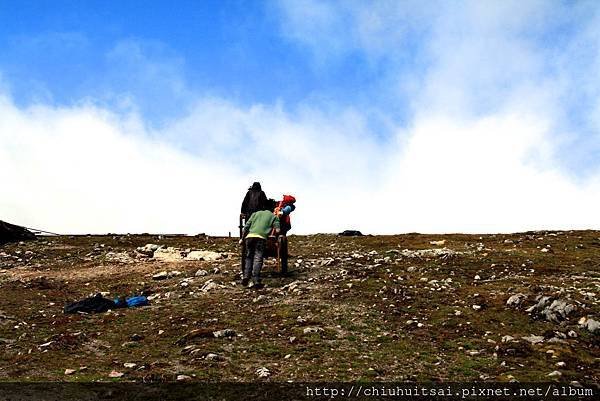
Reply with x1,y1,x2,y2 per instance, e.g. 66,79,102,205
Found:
241,183,268,217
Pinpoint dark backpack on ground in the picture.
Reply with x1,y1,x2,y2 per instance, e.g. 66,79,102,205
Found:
64,293,116,314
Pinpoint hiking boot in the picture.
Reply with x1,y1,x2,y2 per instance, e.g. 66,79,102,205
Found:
251,281,264,290
241,277,250,286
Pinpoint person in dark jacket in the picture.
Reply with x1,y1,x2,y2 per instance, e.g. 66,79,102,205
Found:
241,182,268,220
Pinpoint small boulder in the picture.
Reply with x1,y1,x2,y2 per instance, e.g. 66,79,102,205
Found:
506,293,527,308
154,247,186,261
186,250,225,261
579,317,600,333
530,296,576,323
205,353,225,361
255,367,271,378
303,327,323,334
338,230,363,236
152,271,168,280
501,335,515,343
522,335,544,344
213,329,236,338
136,244,161,257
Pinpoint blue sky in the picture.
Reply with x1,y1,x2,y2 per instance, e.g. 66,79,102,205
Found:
0,0,393,125
1,0,599,234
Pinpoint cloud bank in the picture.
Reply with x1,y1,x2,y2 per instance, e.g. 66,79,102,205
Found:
1,1,599,235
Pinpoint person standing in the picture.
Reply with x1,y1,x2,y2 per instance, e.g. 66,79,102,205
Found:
239,210,280,288
240,182,268,221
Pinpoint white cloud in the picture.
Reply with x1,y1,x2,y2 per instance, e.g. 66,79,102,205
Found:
377,113,600,233
0,95,245,235
2,89,599,235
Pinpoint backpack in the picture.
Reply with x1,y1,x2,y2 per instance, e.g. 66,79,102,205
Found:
114,295,149,308
274,195,296,233
126,296,149,307
64,293,116,314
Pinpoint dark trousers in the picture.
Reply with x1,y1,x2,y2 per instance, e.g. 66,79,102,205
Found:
244,237,266,283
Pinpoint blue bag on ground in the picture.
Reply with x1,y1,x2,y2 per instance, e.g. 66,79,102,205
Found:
113,295,149,308
126,296,149,307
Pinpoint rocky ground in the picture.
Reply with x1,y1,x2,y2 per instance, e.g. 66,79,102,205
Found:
0,231,598,383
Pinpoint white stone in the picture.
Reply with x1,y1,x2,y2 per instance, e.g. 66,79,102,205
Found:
186,250,225,261
547,371,562,377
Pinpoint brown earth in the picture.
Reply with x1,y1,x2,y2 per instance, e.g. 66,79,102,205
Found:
0,231,598,383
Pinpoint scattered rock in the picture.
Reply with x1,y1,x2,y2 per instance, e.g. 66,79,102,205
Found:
108,370,124,378
522,335,545,344
506,293,527,308
154,247,186,261
399,248,465,259
547,371,562,377
123,363,137,369
136,244,161,257
320,258,335,266
213,329,236,338
186,250,225,261
177,374,192,381
578,317,600,333
200,279,224,292
255,367,271,378
338,230,363,236
195,269,208,277
430,240,446,246
104,252,134,263
152,271,168,280
303,327,323,334
64,369,76,375
530,296,576,323
205,353,225,361
253,295,266,303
